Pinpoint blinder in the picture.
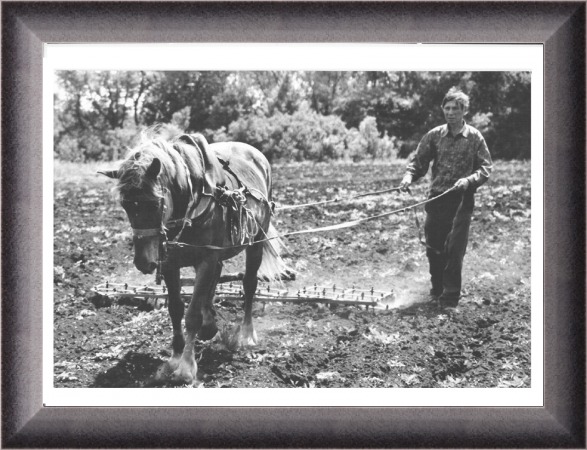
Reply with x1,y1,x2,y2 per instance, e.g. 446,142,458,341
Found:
122,195,169,284
122,198,166,234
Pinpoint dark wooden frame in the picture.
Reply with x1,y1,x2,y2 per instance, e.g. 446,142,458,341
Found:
2,2,585,448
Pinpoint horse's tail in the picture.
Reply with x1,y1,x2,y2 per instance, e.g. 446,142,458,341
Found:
257,223,293,282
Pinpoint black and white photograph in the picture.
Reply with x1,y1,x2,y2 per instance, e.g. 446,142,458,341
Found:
3,3,584,447
47,44,542,405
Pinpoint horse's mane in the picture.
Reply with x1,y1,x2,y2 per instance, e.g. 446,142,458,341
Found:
116,126,196,200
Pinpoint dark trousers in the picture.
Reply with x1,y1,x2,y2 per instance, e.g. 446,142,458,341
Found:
424,190,475,298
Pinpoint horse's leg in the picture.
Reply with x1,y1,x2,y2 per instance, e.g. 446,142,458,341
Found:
163,267,185,370
172,258,221,385
240,243,263,346
197,259,223,341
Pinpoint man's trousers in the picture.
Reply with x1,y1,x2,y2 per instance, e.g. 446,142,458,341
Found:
424,190,475,299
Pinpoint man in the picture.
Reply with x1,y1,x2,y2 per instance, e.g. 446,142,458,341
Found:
399,87,493,308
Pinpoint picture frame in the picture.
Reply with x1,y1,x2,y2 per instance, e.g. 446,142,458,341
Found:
2,2,585,447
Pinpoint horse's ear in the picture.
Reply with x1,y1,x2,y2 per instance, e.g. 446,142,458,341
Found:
146,158,161,179
97,169,120,179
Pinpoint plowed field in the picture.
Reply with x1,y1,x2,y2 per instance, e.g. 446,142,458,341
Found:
53,160,531,390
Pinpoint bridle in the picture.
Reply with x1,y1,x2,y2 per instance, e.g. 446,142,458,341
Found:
122,139,272,285
122,195,169,284
124,197,168,239
123,163,223,285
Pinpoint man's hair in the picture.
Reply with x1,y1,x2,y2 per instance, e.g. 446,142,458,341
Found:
441,87,470,111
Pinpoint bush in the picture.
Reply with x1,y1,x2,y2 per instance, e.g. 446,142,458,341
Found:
469,111,494,135
171,107,191,131
360,116,397,160
54,113,399,163
273,108,349,161
345,117,397,162
101,126,142,160
54,125,141,162
214,109,397,163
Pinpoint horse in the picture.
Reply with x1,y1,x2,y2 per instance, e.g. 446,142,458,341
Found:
99,131,288,384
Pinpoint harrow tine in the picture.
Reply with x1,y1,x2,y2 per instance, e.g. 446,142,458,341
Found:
91,279,388,309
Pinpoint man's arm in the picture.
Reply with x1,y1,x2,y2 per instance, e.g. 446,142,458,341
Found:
465,136,493,189
400,132,434,191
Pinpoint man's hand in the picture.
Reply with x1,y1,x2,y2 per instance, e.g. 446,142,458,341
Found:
399,174,412,192
454,178,470,192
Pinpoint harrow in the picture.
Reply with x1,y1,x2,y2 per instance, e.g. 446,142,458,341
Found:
90,273,395,311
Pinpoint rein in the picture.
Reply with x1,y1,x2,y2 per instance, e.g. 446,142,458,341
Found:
277,186,402,210
132,135,457,279
167,186,458,252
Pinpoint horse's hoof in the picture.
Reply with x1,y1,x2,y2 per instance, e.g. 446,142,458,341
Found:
172,359,198,386
198,323,219,341
167,355,181,371
239,325,258,347
154,356,181,381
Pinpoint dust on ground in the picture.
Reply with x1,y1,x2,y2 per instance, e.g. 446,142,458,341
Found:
54,160,531,389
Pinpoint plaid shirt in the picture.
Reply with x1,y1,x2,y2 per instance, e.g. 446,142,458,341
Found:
405,122,493,196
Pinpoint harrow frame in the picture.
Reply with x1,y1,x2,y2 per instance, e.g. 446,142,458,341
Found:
90,273,394,310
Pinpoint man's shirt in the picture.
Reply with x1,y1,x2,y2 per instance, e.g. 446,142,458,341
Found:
405,122,493,196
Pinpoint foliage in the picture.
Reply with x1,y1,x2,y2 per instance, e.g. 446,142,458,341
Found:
54,70,532,162
211,108,395,162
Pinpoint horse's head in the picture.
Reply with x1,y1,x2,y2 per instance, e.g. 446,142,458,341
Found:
101,153,168,275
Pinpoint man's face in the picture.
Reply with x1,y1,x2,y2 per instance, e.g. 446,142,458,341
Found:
442,100,466,127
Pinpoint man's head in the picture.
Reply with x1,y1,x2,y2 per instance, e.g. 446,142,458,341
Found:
441,87,469,127
441,87,470,111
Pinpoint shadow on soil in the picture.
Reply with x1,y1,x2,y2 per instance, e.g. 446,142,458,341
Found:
92,352,165,387
92,346,237,388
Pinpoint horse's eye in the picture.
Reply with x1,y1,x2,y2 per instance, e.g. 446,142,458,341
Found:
121,200,138,211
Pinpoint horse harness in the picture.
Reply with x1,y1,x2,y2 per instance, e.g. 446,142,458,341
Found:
128,137,272,283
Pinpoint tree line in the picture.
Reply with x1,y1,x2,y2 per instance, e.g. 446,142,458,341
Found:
54,70,531,162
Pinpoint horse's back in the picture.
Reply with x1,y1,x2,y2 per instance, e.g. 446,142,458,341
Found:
210,141,268,167
210,142,272,195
